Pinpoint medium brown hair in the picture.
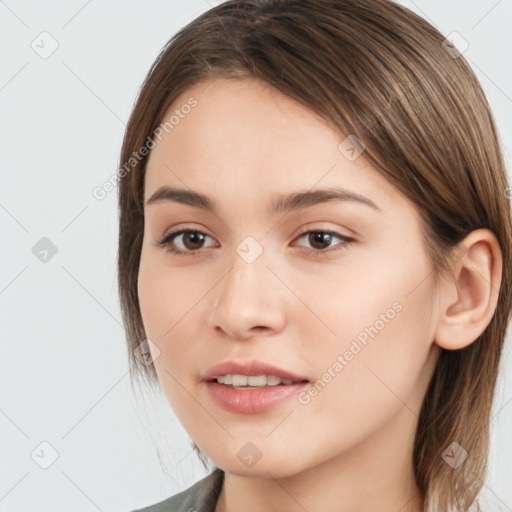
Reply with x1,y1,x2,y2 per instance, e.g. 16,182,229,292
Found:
117,1,512,510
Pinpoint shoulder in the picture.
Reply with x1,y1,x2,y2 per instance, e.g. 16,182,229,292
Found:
130,468,224,512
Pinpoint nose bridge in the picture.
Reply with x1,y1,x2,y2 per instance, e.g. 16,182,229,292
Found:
216,238,272,312
207,236,286,337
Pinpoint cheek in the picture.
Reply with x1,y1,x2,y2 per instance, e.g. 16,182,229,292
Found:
300,253,437,400
138,249,189,337
137,256,205,375
137,262,166,340
137,262,199,413
311,275,436,430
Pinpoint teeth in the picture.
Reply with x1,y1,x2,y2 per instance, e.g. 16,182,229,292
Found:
232,374,248,386
216,374,296,387
266,375,282,386
221,374,233,385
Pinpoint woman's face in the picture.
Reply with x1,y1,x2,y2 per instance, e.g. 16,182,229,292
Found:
138,77,441,477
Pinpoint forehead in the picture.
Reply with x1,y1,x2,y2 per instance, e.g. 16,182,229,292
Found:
143,77,409,218
152,76,342,161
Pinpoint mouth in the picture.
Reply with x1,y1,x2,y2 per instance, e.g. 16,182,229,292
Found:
203,360,310,388
210,374,309,389
204,363,310,414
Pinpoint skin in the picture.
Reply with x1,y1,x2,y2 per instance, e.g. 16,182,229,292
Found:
137,77,502,512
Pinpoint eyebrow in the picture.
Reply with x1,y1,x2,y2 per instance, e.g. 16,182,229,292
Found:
145,186,381,214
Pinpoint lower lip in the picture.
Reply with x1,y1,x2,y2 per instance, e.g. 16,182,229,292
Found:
206,381,309,414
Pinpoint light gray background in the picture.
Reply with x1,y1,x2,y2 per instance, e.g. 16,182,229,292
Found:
0,1,511,511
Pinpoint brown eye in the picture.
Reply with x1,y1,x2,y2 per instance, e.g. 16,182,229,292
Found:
157,229,215,256
306,231,334,250
179,231,207,250
294,229,355,256
156,228,355,258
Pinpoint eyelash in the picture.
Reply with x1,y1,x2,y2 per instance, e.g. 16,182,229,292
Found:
155,227,355,258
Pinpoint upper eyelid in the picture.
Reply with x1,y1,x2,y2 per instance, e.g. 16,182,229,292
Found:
167,229,216,246
159,226,354,248
160,226,215,243
160,225,350,239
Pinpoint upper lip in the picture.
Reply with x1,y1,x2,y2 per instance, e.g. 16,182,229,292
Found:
203,360,309,382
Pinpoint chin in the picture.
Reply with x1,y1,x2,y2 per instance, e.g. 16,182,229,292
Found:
207,452,307,479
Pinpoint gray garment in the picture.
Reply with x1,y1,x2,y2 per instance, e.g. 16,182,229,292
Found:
131,468,224,512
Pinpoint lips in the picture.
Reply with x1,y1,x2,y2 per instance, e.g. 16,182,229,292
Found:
203,360,309,383
206,380,308,414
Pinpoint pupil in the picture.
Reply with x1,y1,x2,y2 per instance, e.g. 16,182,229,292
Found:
310,232,330,250
185,231,204,250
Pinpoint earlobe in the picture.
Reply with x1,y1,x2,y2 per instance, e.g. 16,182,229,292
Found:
434,229,503,351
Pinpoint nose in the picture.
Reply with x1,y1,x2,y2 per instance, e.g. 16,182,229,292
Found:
206,248,287,340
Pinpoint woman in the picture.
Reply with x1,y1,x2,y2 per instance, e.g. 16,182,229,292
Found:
117,1,512,510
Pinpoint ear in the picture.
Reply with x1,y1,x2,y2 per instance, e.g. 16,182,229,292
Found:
434,228,503,350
